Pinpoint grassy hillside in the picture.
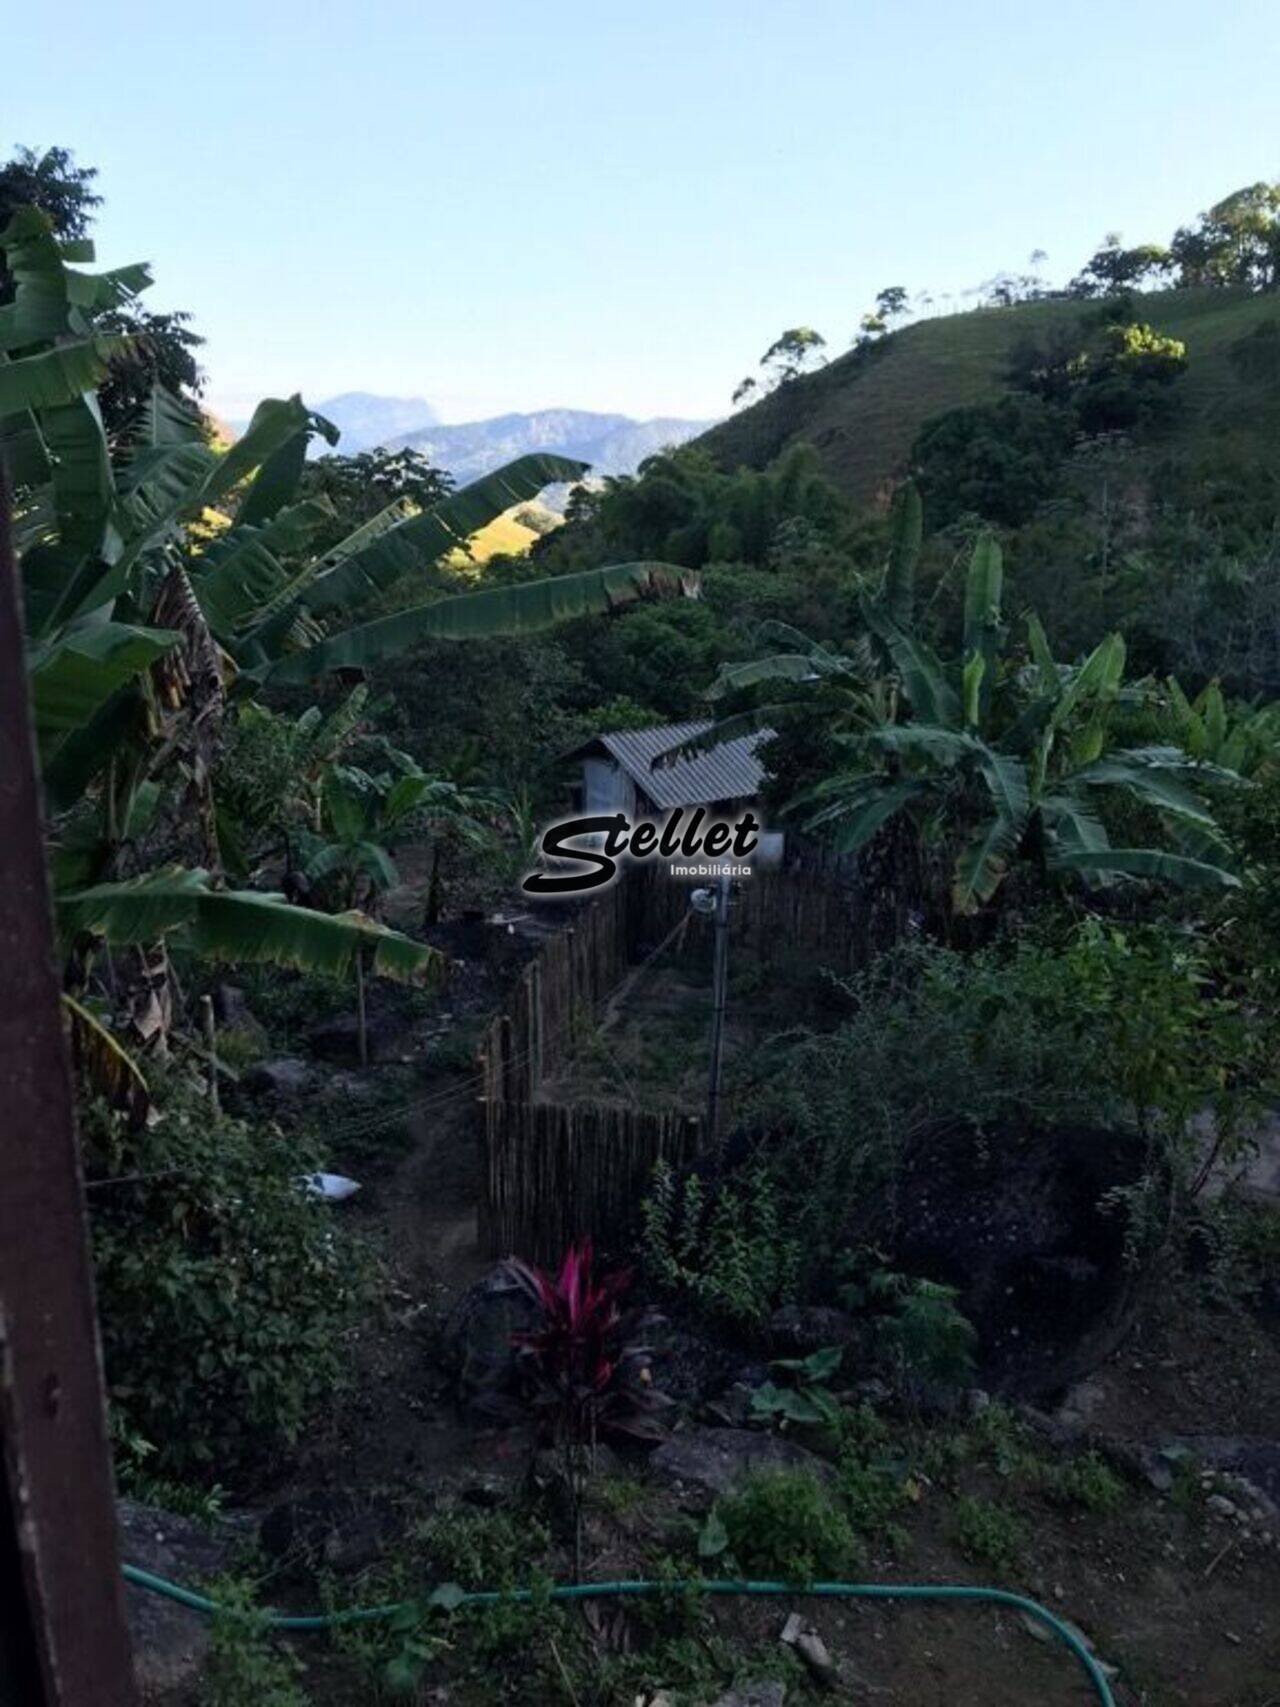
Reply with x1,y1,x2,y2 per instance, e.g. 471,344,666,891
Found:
699,287,1280,506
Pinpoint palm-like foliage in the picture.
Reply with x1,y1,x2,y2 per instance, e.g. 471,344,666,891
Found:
1,207,693,984
1159,676,1280,779
800,528,1243,913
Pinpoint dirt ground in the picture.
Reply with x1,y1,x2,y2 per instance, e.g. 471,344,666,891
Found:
259,1042,1280,1707
206,910,1280,1707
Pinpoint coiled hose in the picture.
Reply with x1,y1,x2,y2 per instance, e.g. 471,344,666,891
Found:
122,1563,1117,1704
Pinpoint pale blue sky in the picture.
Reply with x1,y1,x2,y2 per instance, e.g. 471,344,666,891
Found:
10,1,1278,424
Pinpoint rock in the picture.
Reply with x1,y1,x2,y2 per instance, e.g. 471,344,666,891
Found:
650,1427,834,1504
1054,1376,1109,1430
118,1499,235,1702
779,1613,838,1690
440,1264,542,1407
1160,1435,1280,1509
308,1012,403,1065
1207,1494,1239,1520
242,1056,314,1098
704,1684,787,1707
768,1305,858,1355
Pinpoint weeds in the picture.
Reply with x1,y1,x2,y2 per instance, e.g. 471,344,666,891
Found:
950,1495,1028,1572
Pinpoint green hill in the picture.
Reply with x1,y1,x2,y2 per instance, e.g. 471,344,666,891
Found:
698,287,1280,507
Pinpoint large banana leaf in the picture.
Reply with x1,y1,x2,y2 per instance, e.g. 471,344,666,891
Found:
1050,847,1241,889
58,867,440,982
861,599,960,726
962,532,1003,678
881,480,921,627
259,560,696,686
803,776,927,853
42,394,115,562
0,208,72,351
297,453,590,619
29,620,177,744
952,812,1020,913
707,654,824,697
194,499,333,636
1076,755,1221,828
0,333,134,416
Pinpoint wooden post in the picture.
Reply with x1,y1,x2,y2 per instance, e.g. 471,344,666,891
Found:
355,946,368,1068
0,470,139,1700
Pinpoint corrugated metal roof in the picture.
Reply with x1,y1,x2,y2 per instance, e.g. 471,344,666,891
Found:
580,720,772,809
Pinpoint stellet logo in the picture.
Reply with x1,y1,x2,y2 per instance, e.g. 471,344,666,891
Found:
522,808,761,896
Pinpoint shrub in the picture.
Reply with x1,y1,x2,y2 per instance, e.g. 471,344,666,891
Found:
1045,1451,1128,1515
703,1470,861,1584
502,1239,669,1446
86,1063,372,1479
641,1158,801,1331
950,1495,1027,1572
203,1576,309,1707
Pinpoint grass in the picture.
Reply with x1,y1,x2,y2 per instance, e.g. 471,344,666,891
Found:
699,285,1280,503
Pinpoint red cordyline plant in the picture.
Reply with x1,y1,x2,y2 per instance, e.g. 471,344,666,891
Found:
502,1238,669,1448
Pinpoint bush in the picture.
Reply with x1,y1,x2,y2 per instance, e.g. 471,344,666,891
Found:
704,1470,861,1583
950,1495,1027,1572
1045,1452,1128,1515
202,1576,309,1707
86,1063,372,1479
642,1159,801,1331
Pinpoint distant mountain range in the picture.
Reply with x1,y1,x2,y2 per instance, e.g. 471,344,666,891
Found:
313,392,440,449
310,395,713,490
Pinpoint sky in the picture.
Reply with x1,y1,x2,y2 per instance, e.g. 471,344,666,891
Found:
9,0,1279,427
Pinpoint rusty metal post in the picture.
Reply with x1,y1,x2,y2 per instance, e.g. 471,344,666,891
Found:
0,468,139,1701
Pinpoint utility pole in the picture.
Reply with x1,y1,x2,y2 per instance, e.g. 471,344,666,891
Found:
705,871,731,1152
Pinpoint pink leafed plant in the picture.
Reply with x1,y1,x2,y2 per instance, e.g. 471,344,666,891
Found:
502,1238,669,1446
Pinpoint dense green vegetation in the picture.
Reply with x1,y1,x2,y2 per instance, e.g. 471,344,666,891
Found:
5,150,1280,1706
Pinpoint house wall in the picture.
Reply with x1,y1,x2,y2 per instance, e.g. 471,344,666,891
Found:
582,756,637,818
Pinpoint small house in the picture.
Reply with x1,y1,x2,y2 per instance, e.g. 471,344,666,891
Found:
566,720,784,866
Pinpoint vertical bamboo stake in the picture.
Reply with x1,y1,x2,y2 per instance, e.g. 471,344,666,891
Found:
355,945,368,1068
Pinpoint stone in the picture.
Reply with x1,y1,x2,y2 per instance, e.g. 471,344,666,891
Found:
118,1498,235,1703
242,1056,314,1098
650,1427,834,1504
704,1684,787,1707
1054,1376,1109,1430
779,1613,838,1690
439,1263,543,1408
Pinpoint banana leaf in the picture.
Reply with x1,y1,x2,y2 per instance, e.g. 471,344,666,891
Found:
260,560,696,686
881,480,922,628
298,453,590,619
57,867,441,983
29,620,177,744
0,334,134,416
1050,847,1241,889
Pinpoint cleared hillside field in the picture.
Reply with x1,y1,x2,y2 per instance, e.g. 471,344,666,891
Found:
699,287,1280,506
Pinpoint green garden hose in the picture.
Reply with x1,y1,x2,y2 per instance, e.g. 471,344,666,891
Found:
122,1563,1117,1704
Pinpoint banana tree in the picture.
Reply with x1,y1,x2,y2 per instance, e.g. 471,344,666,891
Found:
1,207,694,1003
1159,676,1280,779
797,531,1243,915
